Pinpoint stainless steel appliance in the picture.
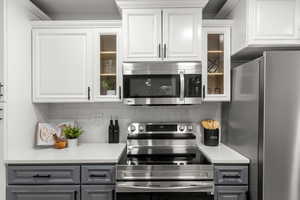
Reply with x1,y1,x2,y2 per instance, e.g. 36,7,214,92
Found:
123,62,202,105
222,51,300,200
116,122,214,200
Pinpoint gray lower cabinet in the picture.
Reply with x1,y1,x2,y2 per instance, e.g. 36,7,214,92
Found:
215,186,248,200
82,165,115,185
7,185,80,200
214,166,248,185
7,165,80,185
7,164,115,200
82,185,114,200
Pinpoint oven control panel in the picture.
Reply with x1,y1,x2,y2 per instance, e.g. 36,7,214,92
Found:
128,123,194,135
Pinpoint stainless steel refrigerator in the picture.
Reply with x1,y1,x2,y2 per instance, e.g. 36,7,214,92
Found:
222,51,300,200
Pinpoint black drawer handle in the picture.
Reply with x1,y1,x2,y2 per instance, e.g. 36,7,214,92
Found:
33,174,51,178
223,175,241,179
74,191,78,200
90,174,107,178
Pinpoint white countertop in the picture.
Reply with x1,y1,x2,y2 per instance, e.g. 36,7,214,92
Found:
198,143,250,164
5,143,126,164
5,142,249,165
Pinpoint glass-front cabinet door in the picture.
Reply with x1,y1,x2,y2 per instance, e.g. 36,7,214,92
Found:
202,26,231,102
94,28,122,102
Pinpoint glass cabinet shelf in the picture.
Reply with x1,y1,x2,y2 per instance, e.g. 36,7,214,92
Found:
100,73,117,76
208,73,224,76
208,50,224,53
100,51,117,55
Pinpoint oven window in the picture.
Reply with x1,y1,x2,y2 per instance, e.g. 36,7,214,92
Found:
123,75,180,98
184,74,202,98
117,193,213,200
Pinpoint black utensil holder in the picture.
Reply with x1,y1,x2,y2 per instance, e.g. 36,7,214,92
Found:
204,128,219,146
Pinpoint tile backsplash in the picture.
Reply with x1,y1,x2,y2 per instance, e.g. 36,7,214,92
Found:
47,103,221,143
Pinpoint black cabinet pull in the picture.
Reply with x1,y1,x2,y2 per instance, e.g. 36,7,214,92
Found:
0,82,3,97
90,174,107,178
33,174,51,178
88,87,91,100
158,44,161,58
203,85,206,99
223,175,241,179
119,86,122,100
74,191,77,200
163,44,167,58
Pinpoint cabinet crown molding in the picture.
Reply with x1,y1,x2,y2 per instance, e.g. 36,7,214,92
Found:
115,0,209,9
203,20,233,27
31,20,122,29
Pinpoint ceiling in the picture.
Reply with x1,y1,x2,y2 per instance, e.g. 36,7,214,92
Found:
30,0,121,20
203,0,227,19
30,0,227,20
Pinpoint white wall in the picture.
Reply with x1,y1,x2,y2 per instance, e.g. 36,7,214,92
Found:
6,0,48,157
48,103,221,143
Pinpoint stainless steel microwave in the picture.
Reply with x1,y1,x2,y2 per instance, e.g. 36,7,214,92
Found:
123,62,202,105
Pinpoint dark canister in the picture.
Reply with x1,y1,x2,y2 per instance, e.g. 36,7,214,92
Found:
204,128,219,146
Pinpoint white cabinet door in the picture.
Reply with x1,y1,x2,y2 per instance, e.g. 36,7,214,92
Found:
163,8,202,61
123,9,162,61
202,27,231,102
250,0,300,42
33,29,93,102
93,28,122,102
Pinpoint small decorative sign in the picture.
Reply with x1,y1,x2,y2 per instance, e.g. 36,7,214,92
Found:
36,121,74,146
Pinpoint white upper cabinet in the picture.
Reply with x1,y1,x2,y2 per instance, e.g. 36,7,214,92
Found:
251,0,300,41
163,8,202,61
33,29,93,103
202,21,232,102
93,28,122,102
32,21,122,103
123,9,162,61
229,0,300,55
122,8,202,62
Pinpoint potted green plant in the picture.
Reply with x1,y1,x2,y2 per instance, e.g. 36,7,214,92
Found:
102,79,116,95
63,126,84,148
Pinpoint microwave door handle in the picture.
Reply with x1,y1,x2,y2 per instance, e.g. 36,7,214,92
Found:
180,72,185,101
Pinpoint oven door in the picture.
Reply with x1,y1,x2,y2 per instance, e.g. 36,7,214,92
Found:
116,181,214,200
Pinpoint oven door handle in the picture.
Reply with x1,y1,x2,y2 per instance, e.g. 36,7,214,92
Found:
116,182,214,193
180,71,185,101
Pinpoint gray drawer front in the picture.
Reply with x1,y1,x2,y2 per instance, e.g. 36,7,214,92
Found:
7,185,80,200
215,186,248,200
82,165,115,185
215,166,248,185
82,185,114,200
7,165,80,185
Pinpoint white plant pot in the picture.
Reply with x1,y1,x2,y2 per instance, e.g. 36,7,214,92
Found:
107,90,116,95
68,139,78,148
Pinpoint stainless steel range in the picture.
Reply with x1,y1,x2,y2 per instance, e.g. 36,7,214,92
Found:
116,122,214,200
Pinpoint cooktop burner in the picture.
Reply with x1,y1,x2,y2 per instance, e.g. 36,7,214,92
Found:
125,148,210,166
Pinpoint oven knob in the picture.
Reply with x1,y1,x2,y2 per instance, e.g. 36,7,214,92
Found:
139,125,145,132
129,125,136,132
187,125,193,132
179,125,186,132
